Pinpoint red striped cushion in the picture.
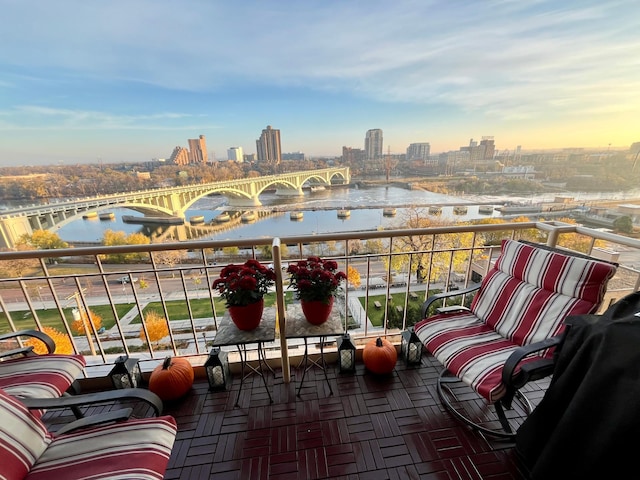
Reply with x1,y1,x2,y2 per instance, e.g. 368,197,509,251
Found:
0,389,52,480
472,239,617,346
415,239,617,403
415,311,540,402
0,354,86,400
26,416,177,480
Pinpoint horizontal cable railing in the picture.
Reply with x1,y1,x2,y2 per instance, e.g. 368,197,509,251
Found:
1,221,639,378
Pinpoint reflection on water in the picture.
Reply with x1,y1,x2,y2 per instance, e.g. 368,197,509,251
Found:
51,184,640,244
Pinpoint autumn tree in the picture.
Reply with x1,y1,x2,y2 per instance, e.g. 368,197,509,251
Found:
555,217,607,252
0,244,40,278
71,308,103,336
24,327,73,354
613,216,633,234
18,230,68,250
153,248,186,276
101,229,151,263
140,310,170,346
391,209,475,283
346,265,361,289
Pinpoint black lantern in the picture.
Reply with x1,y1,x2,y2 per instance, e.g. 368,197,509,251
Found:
109,355,142,389
336,333,356,373
401,328,423,366
205,348,231,391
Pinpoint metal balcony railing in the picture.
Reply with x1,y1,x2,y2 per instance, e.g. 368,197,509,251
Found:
1,221,639,381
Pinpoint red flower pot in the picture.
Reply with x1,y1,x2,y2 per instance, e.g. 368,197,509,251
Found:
301,296,334,325
228,298,264,331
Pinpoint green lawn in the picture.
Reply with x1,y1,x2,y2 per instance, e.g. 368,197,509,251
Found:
361,292,428,327
131,291,296,323
0,303,134,335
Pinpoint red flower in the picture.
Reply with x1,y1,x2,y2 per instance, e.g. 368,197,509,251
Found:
212,259,276,307
286,256,346,303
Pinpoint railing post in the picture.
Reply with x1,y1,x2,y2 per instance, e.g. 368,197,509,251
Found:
272,238,290,383
546,226,560,248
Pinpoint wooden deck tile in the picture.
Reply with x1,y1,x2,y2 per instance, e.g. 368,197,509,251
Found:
42,352,541,479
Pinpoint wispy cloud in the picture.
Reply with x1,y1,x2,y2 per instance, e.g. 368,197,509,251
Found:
0,0,638,162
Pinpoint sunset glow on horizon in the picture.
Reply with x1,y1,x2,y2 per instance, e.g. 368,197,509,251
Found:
1,1,639,166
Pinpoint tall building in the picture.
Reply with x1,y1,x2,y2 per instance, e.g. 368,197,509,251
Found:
480,136,495,160
169,146,189,166
342,146,365,164
188,135,208,164
406,143,431,163
256,125,281,165
227,146,244,162
365,129,383,160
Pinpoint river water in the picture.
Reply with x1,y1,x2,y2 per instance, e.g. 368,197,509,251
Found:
12,184,640,244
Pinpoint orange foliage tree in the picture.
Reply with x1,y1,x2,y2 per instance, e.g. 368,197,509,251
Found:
347,265,361,289
71,308,103,335
24,327,73,354
140,310,170,346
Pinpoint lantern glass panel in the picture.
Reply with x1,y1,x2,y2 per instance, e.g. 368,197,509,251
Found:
337,334,356,373
109,356,141,389
401,329,423,365
205,348,230,390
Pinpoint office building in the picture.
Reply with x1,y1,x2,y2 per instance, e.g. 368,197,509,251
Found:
342,146,365,164
256,125,281,165
407,143,431,163
227,147,244,162
188,135,208,164
169,146,189,166
365,129,383,160
480,137,495,160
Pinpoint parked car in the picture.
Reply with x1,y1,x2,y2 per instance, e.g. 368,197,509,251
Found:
118,276,139,284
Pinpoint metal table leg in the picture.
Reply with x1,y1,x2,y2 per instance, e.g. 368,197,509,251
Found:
235,342,273,407
296,336,333,397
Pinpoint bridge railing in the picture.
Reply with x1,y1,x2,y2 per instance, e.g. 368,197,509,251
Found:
0,221,638,379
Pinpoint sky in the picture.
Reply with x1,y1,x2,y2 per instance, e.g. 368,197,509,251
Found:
1,0,639,167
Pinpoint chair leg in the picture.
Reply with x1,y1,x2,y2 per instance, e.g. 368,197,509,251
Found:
436,369,533,440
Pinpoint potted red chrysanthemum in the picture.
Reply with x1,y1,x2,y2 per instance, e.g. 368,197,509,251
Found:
286,256,346,325
211,259,276,330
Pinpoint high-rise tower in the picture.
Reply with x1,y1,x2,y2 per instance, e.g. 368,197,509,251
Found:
227,147,244,162
188,135,208,163
256,125,281,165
365,129,383,161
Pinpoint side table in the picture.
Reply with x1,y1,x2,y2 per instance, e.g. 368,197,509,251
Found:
212,312,276,406
285,303,344,397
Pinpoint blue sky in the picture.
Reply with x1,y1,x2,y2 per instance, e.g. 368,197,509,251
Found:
1,0,639,166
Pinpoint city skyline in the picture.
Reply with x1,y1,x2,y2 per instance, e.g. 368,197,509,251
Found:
1,1,639,167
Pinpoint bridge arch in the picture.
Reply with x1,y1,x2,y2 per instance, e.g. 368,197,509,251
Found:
0,167,350,248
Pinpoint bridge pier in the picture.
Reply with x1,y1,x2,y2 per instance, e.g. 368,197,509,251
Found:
0,216,33,249
0,167,350,248
275,187,304,197
228,196,263,207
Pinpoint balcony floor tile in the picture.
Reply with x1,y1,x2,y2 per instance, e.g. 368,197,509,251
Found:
44,355,538,480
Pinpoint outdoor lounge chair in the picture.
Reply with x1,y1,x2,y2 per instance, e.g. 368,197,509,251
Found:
0,387,176,480
0,329,86,401
414,238,617,438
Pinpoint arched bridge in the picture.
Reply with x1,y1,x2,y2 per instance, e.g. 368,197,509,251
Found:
0,167,350,248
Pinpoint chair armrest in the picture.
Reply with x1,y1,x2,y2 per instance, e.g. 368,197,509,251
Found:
0,329,55,355
502,335,563,388
55,408,134,435
0,346,36,359
21,388,164,417
420,284,480,318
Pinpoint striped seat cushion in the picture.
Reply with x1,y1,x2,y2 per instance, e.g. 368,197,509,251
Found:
26,416,177,480
415,239,617,404
0,354,86,399
0,389,52,480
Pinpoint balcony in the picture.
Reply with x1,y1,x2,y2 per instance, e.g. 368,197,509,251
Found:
2,220,639,478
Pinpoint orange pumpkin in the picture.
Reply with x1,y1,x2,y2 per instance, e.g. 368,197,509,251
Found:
363,337,397,374
148,357,194,401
